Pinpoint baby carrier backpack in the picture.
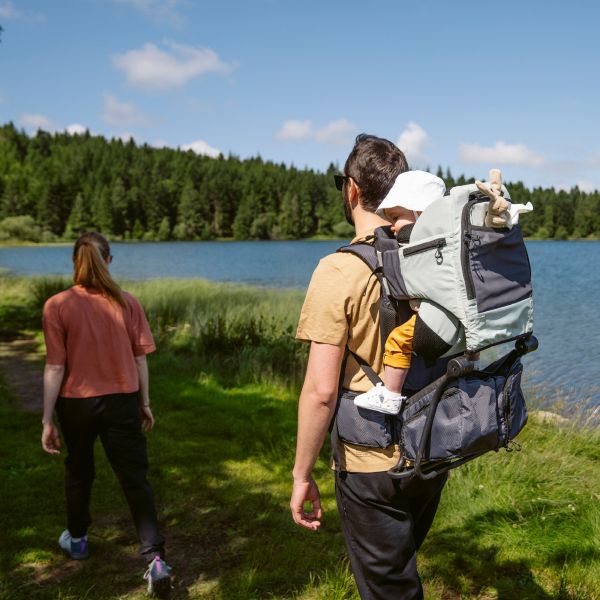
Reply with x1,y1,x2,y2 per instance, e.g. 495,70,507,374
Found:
335,181,538,480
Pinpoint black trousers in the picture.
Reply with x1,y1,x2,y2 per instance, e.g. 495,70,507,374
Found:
335,469,447,600
56,392,165,559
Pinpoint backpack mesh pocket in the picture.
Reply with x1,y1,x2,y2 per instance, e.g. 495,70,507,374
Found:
334,391,394,448
400,355,527,462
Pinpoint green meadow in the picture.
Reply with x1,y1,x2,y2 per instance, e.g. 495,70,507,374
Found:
0,274,599,600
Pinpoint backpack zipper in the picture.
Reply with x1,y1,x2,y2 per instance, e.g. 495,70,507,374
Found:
461,197,481,300
402,237,446,263
501,386,511,447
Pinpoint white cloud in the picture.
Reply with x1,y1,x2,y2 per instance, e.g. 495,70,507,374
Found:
0,1,44,22
113,40,235,91
102,93,146,126
586,157,600,168
314,119,356,145
19,113,54,131
112,0,188,26
459,141,544,167
181,139,221,158
276,118,356,146
276,120,313,141
66,123,87,135
0,1,19,18
397,122,429,165
576,180,597,193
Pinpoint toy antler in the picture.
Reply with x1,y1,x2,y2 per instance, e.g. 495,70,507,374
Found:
475,169,511,227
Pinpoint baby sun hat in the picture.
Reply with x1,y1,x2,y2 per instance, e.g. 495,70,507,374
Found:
376,170,446,217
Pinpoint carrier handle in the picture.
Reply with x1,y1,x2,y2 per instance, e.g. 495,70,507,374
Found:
516,334,538,356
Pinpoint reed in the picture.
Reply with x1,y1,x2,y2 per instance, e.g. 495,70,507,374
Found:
0,274,309,387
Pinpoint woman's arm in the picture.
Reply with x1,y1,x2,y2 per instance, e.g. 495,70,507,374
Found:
41,364,65,454
135,354,154,431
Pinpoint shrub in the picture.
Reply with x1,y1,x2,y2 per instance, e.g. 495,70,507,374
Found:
0,216,42,242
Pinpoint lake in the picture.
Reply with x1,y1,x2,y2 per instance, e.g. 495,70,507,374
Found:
1,240,599,407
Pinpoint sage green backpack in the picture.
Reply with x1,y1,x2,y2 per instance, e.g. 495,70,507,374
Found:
380,182,533,358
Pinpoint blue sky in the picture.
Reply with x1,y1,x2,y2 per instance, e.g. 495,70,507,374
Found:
1,0,599,190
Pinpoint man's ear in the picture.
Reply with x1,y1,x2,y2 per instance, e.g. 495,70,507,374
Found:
346,177,360,206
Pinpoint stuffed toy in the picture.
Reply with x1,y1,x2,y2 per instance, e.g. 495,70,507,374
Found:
476,168,511,227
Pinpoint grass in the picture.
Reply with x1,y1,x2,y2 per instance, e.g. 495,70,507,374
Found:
0,275,599,599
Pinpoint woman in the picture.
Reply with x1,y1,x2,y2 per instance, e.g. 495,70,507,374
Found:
41,232,171,598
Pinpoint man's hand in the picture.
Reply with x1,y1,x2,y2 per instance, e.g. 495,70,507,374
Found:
140,405,155,431
290,476,322,531
41,422,61,454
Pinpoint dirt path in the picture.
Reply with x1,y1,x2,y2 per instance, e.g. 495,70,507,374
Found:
0,331,43,412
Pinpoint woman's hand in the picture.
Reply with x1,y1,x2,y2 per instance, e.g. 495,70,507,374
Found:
41,422,61,454
140,404,155,432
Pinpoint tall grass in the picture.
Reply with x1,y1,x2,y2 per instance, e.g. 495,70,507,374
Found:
0,274,309,387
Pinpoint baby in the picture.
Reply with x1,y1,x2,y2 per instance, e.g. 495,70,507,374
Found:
354,170,446,415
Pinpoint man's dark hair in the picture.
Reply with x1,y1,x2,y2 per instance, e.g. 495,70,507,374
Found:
344,134,408,212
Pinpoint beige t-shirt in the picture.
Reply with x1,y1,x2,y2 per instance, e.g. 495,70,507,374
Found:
296,230,401,472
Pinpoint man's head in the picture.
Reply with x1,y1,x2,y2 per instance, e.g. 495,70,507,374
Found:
342,134,409,213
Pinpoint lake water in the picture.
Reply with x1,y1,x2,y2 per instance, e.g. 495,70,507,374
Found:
1,240,599,407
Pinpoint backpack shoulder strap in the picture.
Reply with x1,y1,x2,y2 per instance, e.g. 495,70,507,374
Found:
337,240,381,281
336,238,397,387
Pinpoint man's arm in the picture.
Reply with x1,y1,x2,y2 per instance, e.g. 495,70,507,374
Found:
290,341,345,531
41,364,65,454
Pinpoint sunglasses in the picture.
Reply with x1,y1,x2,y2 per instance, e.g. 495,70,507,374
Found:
334,174,353,191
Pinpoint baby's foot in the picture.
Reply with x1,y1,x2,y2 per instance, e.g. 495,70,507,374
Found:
354,383,405,415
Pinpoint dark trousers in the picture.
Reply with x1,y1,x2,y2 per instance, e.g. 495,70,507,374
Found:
56,392,165,559
335,470,447,600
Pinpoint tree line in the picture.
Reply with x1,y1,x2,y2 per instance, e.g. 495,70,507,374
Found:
0,122,598,242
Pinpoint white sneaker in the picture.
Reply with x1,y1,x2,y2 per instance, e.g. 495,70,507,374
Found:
58,529,89,560
353,383,405,415
143,555,172,598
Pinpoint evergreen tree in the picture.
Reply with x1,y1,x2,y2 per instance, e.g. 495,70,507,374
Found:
132,219,144,240
65,192,92,237
111,177,128,237
156,216,171,241
0,123,595,242
94,188,113,234
175,181,209,240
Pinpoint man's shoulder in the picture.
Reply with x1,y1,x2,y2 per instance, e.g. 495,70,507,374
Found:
316,248,374,277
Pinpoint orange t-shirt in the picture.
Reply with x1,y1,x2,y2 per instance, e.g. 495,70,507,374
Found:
42,286,156,398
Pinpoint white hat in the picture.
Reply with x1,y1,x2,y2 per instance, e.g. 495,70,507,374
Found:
376,170,446,217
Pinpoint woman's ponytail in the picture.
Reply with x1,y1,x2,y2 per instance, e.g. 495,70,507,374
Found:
73,233,126,307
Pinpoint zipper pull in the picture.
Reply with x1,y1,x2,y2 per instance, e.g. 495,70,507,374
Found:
435,240,444,265
464,232,480,247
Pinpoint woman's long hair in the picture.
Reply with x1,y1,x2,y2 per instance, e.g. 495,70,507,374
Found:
73,232,126,307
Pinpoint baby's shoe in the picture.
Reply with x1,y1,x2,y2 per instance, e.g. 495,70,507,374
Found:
354,383,405,415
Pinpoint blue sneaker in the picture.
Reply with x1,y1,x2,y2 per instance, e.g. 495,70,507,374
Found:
143,556,172,598
58,529,89,560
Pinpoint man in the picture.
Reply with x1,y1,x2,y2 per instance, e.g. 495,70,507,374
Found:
290,134,447,599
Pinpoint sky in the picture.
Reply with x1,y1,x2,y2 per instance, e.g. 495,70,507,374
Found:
1,0,599,191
